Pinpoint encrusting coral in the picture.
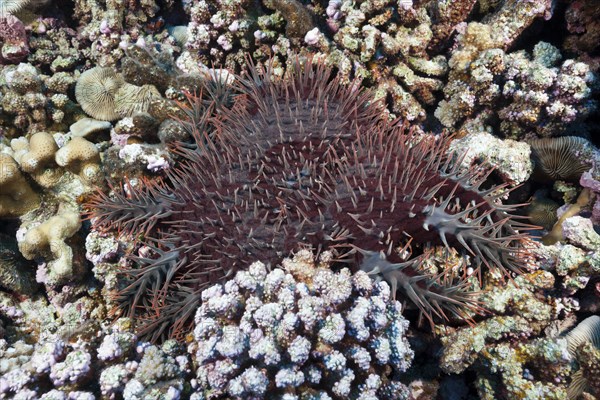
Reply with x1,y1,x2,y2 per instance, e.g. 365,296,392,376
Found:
448,131,533,185
69,117,112,138
0,14,29,64
438,270,572,399
189,250,413,399
87,56,534,341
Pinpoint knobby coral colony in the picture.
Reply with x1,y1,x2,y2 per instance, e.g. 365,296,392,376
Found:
87,57,534,342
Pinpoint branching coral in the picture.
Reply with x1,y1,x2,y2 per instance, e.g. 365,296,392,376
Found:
0,63,79,136
27,22,83,72
72,0,165,65
87,56,534,341
436,41,597,139
190,250,413,399
183,0,254,69
0,318,190,399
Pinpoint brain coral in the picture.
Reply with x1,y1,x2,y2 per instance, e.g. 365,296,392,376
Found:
88,56,533,341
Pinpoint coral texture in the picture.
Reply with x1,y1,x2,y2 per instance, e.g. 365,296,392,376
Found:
0,14,29,64
88,57,533,341
0,63,79,136
0,318,190,399
75,66,125,121
0,153,40,217
189,250,413,399
436,40,597,139
17,206,82,285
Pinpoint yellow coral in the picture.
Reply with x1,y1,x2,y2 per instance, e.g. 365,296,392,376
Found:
18,207,81,284
19,132,58,173
11,132,63,188
0,153,40,217
55,137,102,184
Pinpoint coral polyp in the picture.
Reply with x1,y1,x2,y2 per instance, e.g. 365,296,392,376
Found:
87,57,533,341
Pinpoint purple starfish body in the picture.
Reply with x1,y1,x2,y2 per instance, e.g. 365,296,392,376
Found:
88,57,533,341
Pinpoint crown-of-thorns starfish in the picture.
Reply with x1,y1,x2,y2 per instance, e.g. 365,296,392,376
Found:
87,56,534,342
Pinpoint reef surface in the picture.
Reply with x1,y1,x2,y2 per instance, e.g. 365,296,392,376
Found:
1,0,600,399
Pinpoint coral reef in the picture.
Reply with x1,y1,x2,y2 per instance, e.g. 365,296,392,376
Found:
530,136,598,183
449,131,533,184
8,130,103,188
0,14,29,64
0,251,411,399
565,315,600,399
10,131,62,188
75,66,125,121
564,0,600,56
436,41,597,139
0,233,37,295
0,318,191,399
190,250,413,399
55,136,103,185
69,117,111,138
1,0,600,399
71,0,166,66
438,270,571,399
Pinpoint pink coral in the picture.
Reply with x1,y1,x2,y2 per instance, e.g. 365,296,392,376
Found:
580,170,600,225
0,15,29,64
